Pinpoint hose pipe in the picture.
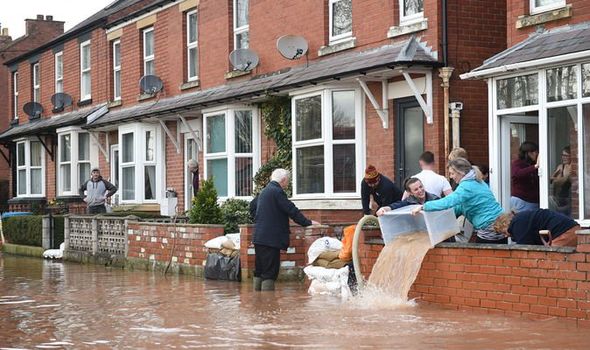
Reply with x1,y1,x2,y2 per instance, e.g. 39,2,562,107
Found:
352,215,380,291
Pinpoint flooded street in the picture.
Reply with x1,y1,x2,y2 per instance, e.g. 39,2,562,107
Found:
1,254,589,349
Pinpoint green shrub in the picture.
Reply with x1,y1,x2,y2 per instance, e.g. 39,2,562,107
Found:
220,198,253,233
2,216,43,246
188,178,223,225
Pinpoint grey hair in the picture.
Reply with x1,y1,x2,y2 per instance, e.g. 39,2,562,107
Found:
271,168,290,183
187,159,198,168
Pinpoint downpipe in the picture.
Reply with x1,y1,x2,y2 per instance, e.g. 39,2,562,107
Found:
351,215,380,291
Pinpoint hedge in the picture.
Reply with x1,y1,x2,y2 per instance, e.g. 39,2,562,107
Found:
2,216,43,247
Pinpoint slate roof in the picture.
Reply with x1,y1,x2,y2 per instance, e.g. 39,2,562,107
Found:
87,38,439,128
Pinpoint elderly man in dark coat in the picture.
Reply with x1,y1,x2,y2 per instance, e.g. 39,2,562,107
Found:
249,168,318,291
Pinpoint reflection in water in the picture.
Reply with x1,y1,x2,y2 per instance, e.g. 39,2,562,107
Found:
1,254,589,349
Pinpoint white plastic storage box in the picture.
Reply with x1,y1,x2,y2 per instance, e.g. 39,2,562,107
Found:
377,205,460,247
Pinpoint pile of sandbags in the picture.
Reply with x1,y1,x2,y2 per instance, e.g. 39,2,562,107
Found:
204,234,241,281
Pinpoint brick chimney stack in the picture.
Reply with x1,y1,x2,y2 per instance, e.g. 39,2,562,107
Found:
0,24,11,48
25,14,64,37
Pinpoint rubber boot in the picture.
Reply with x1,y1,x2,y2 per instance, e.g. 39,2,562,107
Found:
253,277,262,291
261,279,275,291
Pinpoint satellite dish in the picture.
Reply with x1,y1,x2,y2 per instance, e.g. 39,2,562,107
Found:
51,92,73,109
23,102,43,118
139,75,164,95
229,48,260,72
277,35,308,60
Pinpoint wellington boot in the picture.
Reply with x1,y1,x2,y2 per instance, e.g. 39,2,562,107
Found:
253,277,262,291
261,279,275,291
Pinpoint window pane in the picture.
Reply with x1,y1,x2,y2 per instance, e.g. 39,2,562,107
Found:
548,106,578,219
235,0,249,27
113,150,119,188
583,104,590,219
235,110,252,153
114,70,121,98
122,167,135,200
82,44,91,70
535,0,562,6
497,74,538,109
235,31,249,49
114,43,121,67
235,157,252,196
34,64,40,84
207,158,228,197
144,165,156,200
122,133,134,163
60,134,71,162
31,169,42,194
333,144,356,193
547,65,577,102
56,55,63,78
144,30,154,57
332,90,355,139
78,133,90,161
78,163,90,188
404,0,424,17
295,95,322,141
56,80,63,94
207,114,226,153
18,170,26,195
61,164,71,192
82,71,91,97
145,60,154,76
296,146,324,194
145,130,154,162
30,141,42,167
332,0,352,36
189,47,198,78
188,12,198,43
17,143,25,166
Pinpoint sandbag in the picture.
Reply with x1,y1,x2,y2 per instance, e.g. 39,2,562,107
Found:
307,237,342,264
204,252,241,281
304,265,351,299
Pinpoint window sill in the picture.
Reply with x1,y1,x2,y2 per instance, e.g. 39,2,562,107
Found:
387,18,428,38
180,80,200,91
138,93,156,102
77,99,93,107
290,198,362,210
318,37,356,57
56,195,85,203
8,196,46,204
224,70,251,80
114,203,161,213
516,5,572,29
108,100,122,108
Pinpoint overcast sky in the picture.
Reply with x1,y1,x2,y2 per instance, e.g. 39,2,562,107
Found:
0,0,114,39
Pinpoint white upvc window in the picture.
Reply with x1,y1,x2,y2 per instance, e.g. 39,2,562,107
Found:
119,123,164,203
13,71,19,120
329,0,352,43
233,0,249,49
57,128,96,196
32,63,40,103
55,51,63,93
186,10,199,81
291,88,363,199
112,40,121,101
143,27,155,75
15,138,45,197
203,106,259,198
80,40,92,100
399,0,424,24
530,0,565,15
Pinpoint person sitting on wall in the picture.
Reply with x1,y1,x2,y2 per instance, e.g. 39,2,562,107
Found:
361,165,403,216
493,209,579,247
376,178,439,216
411,158,507,244
405,151,452,199
79,167,118,215
511,141,540,213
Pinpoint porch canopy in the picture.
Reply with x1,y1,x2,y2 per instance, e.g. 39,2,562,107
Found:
461,23,590,80
85,37,440,130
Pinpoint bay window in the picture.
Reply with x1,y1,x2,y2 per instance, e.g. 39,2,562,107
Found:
80,40,92,100
57,128,96,196
292,89,362,198
329,0,352,44
16,139,45,197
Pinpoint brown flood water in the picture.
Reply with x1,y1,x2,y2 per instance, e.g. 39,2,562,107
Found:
1,254,589,349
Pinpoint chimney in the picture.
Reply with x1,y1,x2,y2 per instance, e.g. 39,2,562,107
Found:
2,28,8,36
46,15,53,21
36,15,44,20
26,15,64,36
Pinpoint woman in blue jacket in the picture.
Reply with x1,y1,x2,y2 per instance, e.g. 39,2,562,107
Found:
411,158,506,244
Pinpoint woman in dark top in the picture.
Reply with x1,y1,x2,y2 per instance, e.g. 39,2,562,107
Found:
511,141,540,213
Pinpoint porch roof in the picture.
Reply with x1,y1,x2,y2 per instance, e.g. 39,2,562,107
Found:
462,22,590,79
0,104,107,143
85,37,440,129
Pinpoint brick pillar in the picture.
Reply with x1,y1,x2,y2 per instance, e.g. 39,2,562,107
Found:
239,224,255,280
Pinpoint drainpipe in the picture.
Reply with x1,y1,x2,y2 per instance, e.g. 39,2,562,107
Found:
439,67,454,167
442,0,448,67
450,102,463,149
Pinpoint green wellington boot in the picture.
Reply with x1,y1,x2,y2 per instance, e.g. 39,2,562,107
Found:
253,277,262,291
261,279,275,291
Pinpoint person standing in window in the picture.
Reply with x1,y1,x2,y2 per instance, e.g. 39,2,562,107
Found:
79,167,117,214
550,145,572,216
361,165,403,216
187,159,199,196
511,141,540,213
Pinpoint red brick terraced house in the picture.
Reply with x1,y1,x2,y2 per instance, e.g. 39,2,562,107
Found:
462,0,590,227
1,0,507,224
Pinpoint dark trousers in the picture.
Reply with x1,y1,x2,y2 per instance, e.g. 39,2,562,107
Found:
254,244,281,281
88,205,106,214
475,236,508,244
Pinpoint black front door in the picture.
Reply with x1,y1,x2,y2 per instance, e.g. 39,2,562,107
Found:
395,98,424,184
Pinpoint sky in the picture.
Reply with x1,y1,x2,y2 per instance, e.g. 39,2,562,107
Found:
0,0,115,39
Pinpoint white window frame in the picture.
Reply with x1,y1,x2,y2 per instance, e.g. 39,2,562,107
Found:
56,127,97,197
13,71,19,120
184,135,199,210
233,0,249,50
530,0,566,15
15,138,46,198
329,0,353,44
291,87,364,199
203,106,260,199
110,144,119,199
399,0,424,25
80,40,92,101
186,10,199,82
55,51,63,93
32,62,40,103
142,27,155,76
112,40,121,101
118,123,165,204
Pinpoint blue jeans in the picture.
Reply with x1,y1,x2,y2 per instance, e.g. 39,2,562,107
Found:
510,196,539,213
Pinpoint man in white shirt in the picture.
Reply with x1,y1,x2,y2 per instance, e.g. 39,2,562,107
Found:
405,151,452,198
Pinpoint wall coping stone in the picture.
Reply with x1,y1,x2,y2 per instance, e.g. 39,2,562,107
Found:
128,221,224,229
436,242,576,253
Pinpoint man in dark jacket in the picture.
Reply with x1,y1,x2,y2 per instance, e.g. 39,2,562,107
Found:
79,167,117,214
250,168,318,291
376,178,439,216
360,165,402,215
